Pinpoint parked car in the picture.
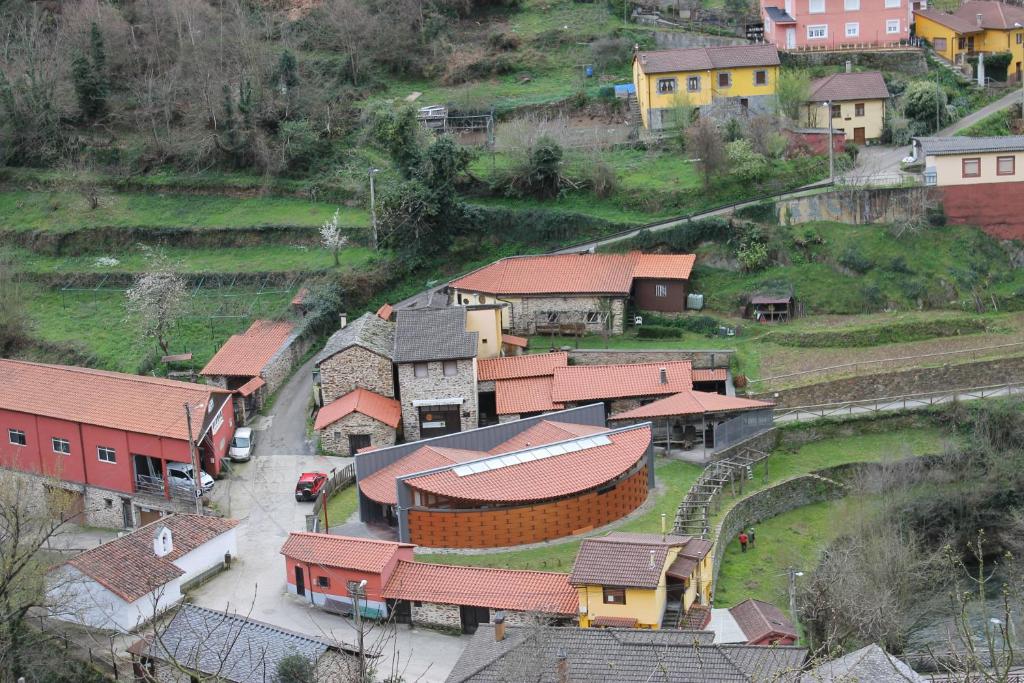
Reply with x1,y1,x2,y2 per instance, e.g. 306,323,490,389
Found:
229,427,253,462
295,472,328,502
167,462,215,495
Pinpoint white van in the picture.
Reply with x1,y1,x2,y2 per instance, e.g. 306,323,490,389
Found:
229,427,254,462
166,462,215,495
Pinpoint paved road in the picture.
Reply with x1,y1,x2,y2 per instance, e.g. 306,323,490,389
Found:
190,356,468,682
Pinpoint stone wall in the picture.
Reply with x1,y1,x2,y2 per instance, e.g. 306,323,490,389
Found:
780,48,928,75
754,356,1024,408
397,359,479,442
511,296,625,336
319,346,394,405
566,348,733,368
407,602,561,631
776,187,933,226
318,411,397,457
261,330,314,396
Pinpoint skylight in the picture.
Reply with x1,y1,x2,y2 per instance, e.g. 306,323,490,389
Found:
452,434,612,477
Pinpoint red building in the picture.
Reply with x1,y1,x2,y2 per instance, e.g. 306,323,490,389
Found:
0,359,233,527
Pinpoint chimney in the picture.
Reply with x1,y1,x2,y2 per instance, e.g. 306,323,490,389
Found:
641,54,648,65
659,367,668,385
153,526,173,558
556,648,570,683
977,12,983,26
339,313,348,328
661,512,667,541
845,60,852,73
494,612,506,642
649,549,656,569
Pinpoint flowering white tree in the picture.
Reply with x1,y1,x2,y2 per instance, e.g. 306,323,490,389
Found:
125,268,187,356
320,209,349,267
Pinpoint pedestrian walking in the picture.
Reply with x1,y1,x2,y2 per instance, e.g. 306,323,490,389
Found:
739,532,748,553
748,526,756,548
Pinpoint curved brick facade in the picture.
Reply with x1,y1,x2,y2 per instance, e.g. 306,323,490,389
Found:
407,465,649,548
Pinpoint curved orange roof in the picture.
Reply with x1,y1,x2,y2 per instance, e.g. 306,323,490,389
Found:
359,445,485,505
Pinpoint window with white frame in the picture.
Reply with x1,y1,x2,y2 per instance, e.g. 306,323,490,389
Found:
97,446,116,463
686,75,701,92
657,78,677,94
885,0,900,7
844,0,859,10
886,19,900,33
52,437,71,455
9,429,26,446
846,22,859,36
808,0,824,12
655,284,668,297
807,24,827,39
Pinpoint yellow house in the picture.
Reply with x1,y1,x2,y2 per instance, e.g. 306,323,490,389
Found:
569,532,713,629
463,304,504,360
917,135,1024,186
914,1,1024,77
802,71,891,144
632,44,781,130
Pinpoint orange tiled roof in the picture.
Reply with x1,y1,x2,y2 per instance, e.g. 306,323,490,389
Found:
376,303,393,321
0,359,228,442
314,388,402,430
403,425,651,503
359,446,486,505
235,376,266,397
450,252,695,296
551,361,694,403
382,561,577,614
280,532,414,572
64,515,238,602
495,376,564,415
477,352,568,381
612,390,772,420
488,420,608,454
693,368,728,382
501,333,529,348
200,320,295,378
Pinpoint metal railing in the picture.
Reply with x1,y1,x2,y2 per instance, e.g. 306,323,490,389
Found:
673,446,771,539
750,340,1024,390
834,173,921,188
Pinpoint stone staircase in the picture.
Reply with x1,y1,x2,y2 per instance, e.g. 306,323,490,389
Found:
627,93,643,128
673,447,770,539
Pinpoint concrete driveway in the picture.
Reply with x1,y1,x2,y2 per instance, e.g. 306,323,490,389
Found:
190,357,468,682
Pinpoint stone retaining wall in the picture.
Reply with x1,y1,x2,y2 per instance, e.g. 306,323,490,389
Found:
566,348,733,368
777,187,932,226
262,330,314,396
779,48,928,75
408,602,558,631
754,356,1024,408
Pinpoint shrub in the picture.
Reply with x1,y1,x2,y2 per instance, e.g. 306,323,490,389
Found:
724,117,743,142
927,204,947,226
843,141,859,163
902,81,951,133
488,31,521,51
838,246,873,273
887,255,913,274
600,217,731,253
586,157,618,199
727,139,770,181
637,324,682,339
734,201,777,224
590,37,633,71
883,111,913,146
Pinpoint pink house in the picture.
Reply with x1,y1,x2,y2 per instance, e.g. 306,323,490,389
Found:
761,0,916,49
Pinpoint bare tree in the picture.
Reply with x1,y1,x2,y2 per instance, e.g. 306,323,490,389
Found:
686,118,726,189
125,253,188,357
320,209,350,267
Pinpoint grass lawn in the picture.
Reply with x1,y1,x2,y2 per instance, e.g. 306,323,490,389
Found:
321,484,360,529
24,285,293,373
957,109,1016,137
0,190,368,232
4,245,377,275
469,195,668,225
414,458,702,571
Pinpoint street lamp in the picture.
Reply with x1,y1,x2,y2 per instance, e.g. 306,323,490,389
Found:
822,101,835,183
368,168,380,251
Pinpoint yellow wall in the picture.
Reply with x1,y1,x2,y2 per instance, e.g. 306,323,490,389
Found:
914,14,965,63
451,289,516,334
914,14,1024,73
927,150,1024,186
980,28,1024,76
802,98,886,141
633,59,779,129
465,307,503,360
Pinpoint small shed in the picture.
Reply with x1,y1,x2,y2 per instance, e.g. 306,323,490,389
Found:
744,293,796,323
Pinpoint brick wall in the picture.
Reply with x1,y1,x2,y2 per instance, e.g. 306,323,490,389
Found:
318,411,397,457
754,356,1024,408
511,296,626,336
319,346,394,405
407,465,648,548
397,359,478,442
567,349,732,368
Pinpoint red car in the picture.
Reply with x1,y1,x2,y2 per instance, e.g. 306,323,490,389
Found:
295,472,328,502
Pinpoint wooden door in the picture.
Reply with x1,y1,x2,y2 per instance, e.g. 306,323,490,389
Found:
139,509,162,526
348,434,371,454
459,605,490,634
853,127,866,145
295,566,306,596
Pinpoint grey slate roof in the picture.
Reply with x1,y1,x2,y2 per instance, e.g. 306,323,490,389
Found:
314,312,394,365
800,643,926,682
764,6,796,22
393,307,478,363
135,604,356,682
807,72,890,103
917,135,1024,157
447,625,807,683
569,532,692,589
635,44,780,75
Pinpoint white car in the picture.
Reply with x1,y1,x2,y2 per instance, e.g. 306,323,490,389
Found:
229,427,254,462
166,462,215,495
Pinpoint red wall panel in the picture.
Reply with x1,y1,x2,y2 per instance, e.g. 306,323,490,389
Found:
942,183,1024,240
0,410,42,473
36,415,87,483
80,424,133,493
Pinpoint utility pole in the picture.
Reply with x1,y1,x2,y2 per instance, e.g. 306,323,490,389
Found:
368,168,380,251
184,403,202,515
351,579,368,681
788,567,804,629
825,100,835,183
935,66,941,133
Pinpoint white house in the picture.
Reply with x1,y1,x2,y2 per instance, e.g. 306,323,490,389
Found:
47,514,238,632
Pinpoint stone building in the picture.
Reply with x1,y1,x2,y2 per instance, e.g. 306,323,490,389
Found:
393,308,479,441
314,312,395,406
314,388,402,456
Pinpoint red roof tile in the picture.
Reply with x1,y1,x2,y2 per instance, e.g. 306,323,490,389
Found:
501,333,529,348
477,352,568,381
359,446,486,504
551,362,694,403
314,388,402,430
235,376,266,397
404,425,651,503
291,287,309,306
450,252,695,296
693,368,728,383
611,390,773,420
729,599,798,644
280,532,414,572
382,561,577,614
376,303,393,321
914,7,985,32
488,420,608,454
200,320,295,378
952,0,1024,29
495,376,564,415
64,515,238,602
635,44,780,75
0,359,228,442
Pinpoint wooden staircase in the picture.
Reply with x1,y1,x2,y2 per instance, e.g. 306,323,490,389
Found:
673,447,771,539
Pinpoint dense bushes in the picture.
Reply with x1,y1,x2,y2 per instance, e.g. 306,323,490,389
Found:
600,217,731,253
637,314,724,338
